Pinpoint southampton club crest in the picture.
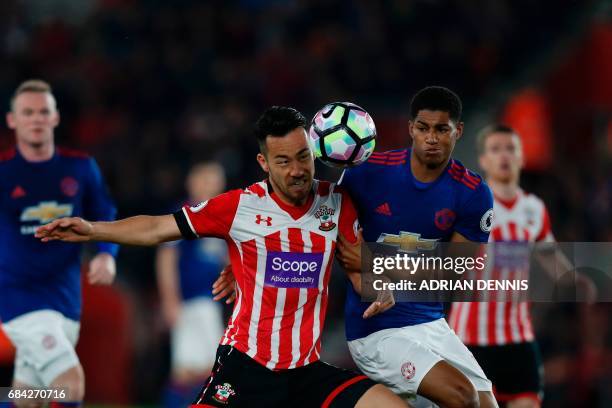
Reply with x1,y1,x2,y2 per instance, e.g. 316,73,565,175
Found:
213,383,236,404
314,205,336,231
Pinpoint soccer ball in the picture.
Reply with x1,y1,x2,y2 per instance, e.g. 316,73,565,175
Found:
308,102,376,168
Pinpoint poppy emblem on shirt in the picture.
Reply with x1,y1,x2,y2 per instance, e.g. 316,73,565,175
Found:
401,361,416,380
434,208,456,231
60,177,79,197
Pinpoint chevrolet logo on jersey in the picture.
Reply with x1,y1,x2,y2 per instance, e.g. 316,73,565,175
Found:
377,231,438,253
20,201,74,224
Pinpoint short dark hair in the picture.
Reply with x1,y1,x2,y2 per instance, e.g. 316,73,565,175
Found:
476,124,518,155
254,106,307,153
409,86,462,122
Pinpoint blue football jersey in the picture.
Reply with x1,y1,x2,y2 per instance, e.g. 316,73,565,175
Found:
0,147,118,322
340,148,493,340
165,202,228,301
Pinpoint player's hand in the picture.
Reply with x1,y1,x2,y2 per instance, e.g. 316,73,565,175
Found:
336,228,363,271
35,217,94,243
88,252,116,285
213,265,236,304
363,286,395,319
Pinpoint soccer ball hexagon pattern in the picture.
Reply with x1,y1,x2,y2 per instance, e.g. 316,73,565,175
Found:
308,102,376,168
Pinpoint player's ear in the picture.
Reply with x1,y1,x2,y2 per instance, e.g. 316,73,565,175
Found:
6,112,16,130
257,153,269,173
52,110,60,128
454,122,464,140
408,120,415,140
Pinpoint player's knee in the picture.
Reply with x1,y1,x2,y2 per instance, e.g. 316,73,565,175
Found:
445,381,479,408
50,364,85,401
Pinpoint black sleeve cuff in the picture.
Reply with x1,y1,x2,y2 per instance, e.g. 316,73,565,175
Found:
173,209,198,240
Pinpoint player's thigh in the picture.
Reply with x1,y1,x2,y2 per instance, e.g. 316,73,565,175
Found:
348,327,443,399
290,360,379,408
192,345,287,407
3,310,81,386
429,319,492,393
418,360,478,407
469,342,542,407
172,298,224,371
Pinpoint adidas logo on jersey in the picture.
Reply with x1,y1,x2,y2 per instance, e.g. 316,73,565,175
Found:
11,185,26,199
375,202,392,216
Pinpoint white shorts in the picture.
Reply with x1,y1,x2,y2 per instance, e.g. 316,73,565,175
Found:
348,318,492,401
2,310,80,387
172,297,224,372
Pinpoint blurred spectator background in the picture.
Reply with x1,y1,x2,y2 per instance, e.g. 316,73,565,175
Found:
0,0,610,406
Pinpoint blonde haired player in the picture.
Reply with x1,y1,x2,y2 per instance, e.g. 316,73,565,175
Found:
449,124,594,408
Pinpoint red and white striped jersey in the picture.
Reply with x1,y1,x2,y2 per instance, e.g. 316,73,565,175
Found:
174,180,358,370
449,189,553,346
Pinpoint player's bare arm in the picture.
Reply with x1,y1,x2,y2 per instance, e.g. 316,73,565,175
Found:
35,214,182,246
337,231,395,318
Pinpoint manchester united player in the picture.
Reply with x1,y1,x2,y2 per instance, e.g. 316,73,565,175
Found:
37,106,409,407
0,80,118,406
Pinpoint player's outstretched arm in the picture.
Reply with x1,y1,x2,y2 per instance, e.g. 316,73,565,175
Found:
35,214,182,246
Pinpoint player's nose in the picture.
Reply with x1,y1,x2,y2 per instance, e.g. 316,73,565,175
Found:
289,162,305,177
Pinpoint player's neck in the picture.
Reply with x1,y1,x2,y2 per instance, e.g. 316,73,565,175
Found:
410,151,448,183
17,140,55,162
488,179,519,201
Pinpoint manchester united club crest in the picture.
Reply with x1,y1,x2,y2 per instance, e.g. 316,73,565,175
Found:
401,361,416,380
434,208,456,231
60,177,79,197
213,383,236,404
314,205,336,231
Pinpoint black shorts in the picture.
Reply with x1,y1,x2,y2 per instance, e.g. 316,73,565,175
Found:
191,345,376,407
468,342,543,404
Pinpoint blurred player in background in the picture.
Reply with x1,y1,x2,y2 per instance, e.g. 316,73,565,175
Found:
156,162,228,408
37,106,409,407
337,86,498,408
448,125,594,408
0,80,118,405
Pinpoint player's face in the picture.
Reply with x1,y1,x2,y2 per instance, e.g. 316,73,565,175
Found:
187,164,226,202
479,132,523,184
7,92,59,147
409,110,463,169
257,127,315,206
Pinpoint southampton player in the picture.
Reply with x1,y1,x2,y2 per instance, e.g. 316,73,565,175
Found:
448,125,594,407
0,80,118,404
37,107,409,407
336,86,498,408
156,162,228,408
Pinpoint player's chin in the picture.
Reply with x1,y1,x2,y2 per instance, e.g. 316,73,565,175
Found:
425,158,446,169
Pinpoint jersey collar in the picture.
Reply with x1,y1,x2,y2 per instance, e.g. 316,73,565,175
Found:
266,179,315,220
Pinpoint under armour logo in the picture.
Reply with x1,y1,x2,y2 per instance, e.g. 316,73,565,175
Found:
255,214,272,226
